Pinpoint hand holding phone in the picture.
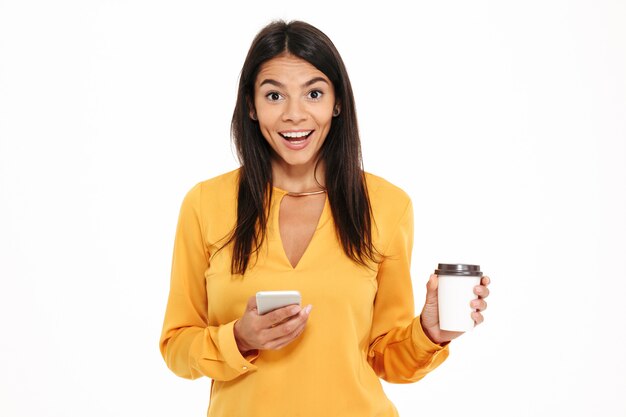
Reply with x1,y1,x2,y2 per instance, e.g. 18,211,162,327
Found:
234,292,312,353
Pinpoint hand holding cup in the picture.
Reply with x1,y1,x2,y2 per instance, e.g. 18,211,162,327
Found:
420,264,490,345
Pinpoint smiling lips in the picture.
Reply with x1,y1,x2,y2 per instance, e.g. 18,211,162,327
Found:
279,130,313,139
278,130,314,150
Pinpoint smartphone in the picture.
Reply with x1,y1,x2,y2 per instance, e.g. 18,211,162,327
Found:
256,290,302,315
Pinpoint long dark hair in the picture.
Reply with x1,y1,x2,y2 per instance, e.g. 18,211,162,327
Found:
223,19,381,275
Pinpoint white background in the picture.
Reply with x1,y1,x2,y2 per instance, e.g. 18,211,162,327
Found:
1,1,625,416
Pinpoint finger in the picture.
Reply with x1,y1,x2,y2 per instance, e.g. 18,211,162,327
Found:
481,276,490,286
264,305,311,342
268,321,308,350
474,285,490,299
472,311,484,326
470,299,487,312
277,309,309,342
261,304,302,328
264,317,308,349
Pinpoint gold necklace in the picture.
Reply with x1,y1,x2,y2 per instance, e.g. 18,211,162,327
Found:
285,189,327,197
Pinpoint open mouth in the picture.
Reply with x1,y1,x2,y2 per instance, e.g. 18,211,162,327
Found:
279,130,314,143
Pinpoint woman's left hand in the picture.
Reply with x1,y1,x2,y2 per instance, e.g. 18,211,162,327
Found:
420,274,491,345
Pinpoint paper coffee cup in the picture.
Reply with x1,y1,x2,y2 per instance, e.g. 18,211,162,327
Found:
436,263,483,332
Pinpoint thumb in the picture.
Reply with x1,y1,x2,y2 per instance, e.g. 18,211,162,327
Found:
246,295,258,312
425,274,439,302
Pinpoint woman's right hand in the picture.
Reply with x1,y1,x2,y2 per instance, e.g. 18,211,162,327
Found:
234,295,313,353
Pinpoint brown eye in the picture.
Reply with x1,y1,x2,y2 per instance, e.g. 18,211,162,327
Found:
308,90,323,100
266,92,282,101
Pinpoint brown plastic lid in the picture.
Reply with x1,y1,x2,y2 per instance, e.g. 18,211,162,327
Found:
435,263,483,277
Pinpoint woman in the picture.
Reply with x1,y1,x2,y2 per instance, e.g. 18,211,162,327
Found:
159,19,490,417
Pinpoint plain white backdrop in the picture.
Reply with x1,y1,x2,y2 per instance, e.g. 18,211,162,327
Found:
1,1,625,416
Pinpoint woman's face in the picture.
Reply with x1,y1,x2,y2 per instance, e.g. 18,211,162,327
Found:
252,53,338,171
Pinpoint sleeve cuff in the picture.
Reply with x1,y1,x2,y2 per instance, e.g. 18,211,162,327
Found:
412,316,450,354
216,320,259,375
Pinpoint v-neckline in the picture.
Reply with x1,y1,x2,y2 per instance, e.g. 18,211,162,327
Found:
273,186,330,270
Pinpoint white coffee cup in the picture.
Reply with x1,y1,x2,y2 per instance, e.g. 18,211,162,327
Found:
436,263,483,332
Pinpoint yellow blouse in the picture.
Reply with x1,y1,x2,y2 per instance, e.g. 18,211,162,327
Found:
159,168,449,417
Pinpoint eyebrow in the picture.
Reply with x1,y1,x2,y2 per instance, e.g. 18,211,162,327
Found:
259,77,329,89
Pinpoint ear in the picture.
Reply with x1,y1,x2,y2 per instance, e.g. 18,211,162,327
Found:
246,96,257,121
333,102,341,117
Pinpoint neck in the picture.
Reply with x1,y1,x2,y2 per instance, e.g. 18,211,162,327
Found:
271,159,326,194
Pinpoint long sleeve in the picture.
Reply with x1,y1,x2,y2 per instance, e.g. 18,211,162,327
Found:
367,198,449,383
159,182,258,381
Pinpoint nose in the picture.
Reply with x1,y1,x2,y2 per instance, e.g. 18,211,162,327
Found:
281,98,307,123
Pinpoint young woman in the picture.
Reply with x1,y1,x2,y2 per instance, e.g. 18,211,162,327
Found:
159,20,490,417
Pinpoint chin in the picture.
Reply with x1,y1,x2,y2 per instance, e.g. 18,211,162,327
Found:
283,158,315,167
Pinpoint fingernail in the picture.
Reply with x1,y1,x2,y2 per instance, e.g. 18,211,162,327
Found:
305,305,313,314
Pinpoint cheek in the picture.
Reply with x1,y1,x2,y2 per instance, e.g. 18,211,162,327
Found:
317,111,334,129
255,107,274,132
258,125,276,145
256,104,281,126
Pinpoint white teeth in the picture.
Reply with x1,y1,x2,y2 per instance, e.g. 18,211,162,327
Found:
281,131,312,138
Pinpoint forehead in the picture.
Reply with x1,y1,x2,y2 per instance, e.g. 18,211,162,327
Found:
255,54,330,86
